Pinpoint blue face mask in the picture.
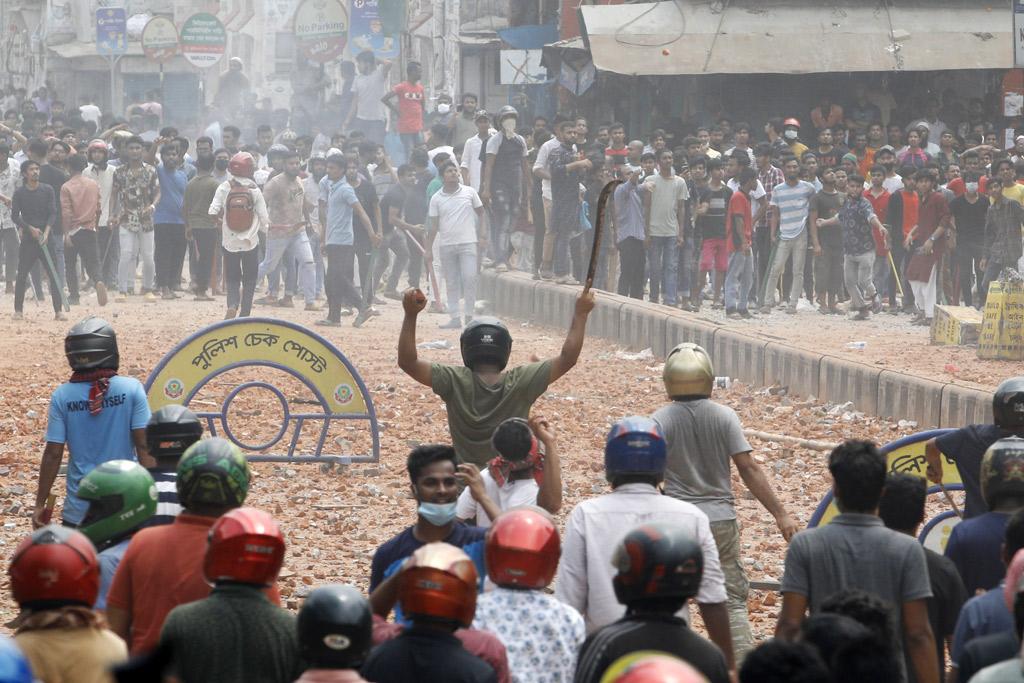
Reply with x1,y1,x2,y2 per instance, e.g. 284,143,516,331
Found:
418,501,457,526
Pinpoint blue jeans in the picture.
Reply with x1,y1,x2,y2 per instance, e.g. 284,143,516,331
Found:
647,235,678,305
439,242,477,319
725,251,754,312
307,229,325,297
257,231,316,304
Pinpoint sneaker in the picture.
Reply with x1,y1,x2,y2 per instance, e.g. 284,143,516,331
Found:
224,308,237,320
439,317,462,329
304,302,322,311
315,318,341,327
369,307,382,317
727,310,742,320
495,263,509,273
740,310,754,319
555,275,579,285
144,292,157,303
539,270,555,281
371,296,386,306
276,296,294,308
870,294,883,314
353,308,373,328
340,307,353,317
785,306,797,315
853,310,870,321
382,289,402,301
759,306,772,315
255,295,277,306
161,290,176,300
12,311,22,320
54,311,66,321
531,272,541,281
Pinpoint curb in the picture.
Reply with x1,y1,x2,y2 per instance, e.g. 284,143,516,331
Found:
482,271,992,428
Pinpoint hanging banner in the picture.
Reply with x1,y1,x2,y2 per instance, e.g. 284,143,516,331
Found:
294,0,348,64
141,15,179,63
349,0,400,60
180,12,226,69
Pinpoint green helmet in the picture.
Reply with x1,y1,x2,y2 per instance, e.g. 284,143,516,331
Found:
176,437,250,510
78,460,157,549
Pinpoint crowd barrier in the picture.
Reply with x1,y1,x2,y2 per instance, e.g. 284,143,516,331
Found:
480,271,992,428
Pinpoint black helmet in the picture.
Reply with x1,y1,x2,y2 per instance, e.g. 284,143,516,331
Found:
460,317,512,371
994,377,1024,429
612,523,703,606
147,405,203,461
64,317,118,371
981,437,1024,509
298,584,373,669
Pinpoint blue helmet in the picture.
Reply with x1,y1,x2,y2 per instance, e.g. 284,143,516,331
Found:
0,637,32,683
604,416,666,479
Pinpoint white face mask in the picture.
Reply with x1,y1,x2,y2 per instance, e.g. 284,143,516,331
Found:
784,129,798,140
437,103,450,114
502,118,516,136
966,182,979,193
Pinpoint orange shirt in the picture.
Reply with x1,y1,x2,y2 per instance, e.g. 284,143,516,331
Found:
106,513,281,654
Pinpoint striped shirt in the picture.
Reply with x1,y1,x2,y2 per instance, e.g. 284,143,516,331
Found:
770,180,816,240
140,468,182,529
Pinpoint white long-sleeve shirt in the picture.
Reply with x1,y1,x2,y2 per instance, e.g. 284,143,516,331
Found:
208,176,269,252
555,482,727,634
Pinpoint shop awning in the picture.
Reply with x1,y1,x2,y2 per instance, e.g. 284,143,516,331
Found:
579,0,1012,76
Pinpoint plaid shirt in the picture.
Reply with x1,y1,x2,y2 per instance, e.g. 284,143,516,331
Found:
757,164,784,229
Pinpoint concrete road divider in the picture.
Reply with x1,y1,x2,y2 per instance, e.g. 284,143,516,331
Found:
764,343,822,399
877,371,944,428
481,273,994,429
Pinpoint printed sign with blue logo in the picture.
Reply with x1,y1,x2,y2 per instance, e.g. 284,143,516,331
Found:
96,7,127,56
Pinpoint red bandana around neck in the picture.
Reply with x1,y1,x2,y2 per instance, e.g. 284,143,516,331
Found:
488,439,545,487
69,368,117,416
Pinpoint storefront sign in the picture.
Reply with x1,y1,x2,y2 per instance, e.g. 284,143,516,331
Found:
294,0,348,64
180,12,226,68
96,7,127,56
142,15,179,63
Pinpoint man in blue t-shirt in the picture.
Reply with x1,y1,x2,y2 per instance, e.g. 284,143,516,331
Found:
368,444,486,621
152,142,188,300
32,317,151,528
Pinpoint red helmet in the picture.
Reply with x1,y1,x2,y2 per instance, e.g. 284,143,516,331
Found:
203,507,285,587
228,152,256,179
86,139,108,156
399,543,478,627
485,508,559,589
783,118,801,129
609,654,708,683
8,525,100,608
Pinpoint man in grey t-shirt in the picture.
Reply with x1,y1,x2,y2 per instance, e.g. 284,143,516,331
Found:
776,440,938,683
652,342,796,660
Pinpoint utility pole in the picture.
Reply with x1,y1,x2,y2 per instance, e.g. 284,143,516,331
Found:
431,0,459,100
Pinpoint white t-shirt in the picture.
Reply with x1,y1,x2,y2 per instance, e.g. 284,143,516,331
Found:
351,65,389,122
727,176,767,222
533,136,562,201
428,184,482,246
455,470,539,528
460,135,486,190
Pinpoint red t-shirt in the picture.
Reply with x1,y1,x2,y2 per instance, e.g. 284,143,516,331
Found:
605,146,629,159
106,513,281,654
725,189,752,254
863,188,891,255
392,81,424,134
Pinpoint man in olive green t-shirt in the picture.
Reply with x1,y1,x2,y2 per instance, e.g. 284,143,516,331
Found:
398,287,594,465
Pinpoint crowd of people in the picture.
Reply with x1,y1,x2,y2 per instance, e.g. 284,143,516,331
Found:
3,64,1023,330
3,306,1024,683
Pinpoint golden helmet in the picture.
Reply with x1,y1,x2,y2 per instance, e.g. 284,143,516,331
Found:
663,343,714,399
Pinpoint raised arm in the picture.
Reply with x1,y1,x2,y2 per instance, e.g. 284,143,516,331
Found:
397,288,433,386
548,290,595,383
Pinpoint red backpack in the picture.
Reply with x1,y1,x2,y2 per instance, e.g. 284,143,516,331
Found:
225,180,255,232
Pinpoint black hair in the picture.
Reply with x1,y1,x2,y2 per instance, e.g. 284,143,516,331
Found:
820,589,897,648
326,153,346,169
766,117,784,134
175,136,189,153
878,473,926,533
737,167,757,184
847,173,865,187
407,445,458,484
396,164,414,177
754,142,772,157
706,158,723,172
159,143,177,157
828,440,886,513
799,613,872,671
491,418,534,462
196,136,214,148
729,150,751,167
67,154,87,174
739,640,830,683
195,154,214,172
640,152,656,163
222,125,241,138
159,126,178,138
656,148,673,161
830,630,902,683
410,148,429,168
126,135,144,148
20,159,38,175
735,121,751,133
257,124,273,135
869,164,885,176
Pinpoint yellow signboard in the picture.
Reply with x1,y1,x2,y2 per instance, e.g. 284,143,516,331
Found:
811,430,959,527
